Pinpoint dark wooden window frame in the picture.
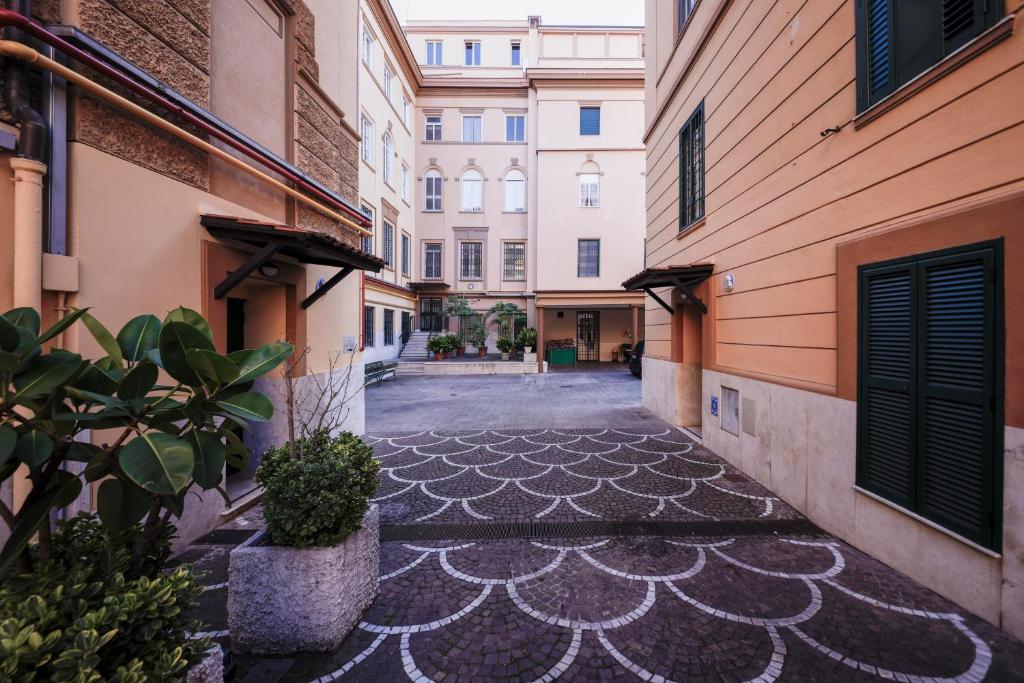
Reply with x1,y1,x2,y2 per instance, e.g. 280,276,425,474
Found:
678,101,705,232
856,239,1004,551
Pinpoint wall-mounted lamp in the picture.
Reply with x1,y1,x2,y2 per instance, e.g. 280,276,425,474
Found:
259,262,280,278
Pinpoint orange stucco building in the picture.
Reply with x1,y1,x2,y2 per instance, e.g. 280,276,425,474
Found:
641,0,1023,638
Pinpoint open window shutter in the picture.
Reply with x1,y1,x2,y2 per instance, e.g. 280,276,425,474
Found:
943,0,988,52
917,248,996,546
858,264,916,507
859,0,894,109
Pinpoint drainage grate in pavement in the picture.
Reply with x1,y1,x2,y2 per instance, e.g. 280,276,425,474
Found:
193,528,258,545
379,519,825,542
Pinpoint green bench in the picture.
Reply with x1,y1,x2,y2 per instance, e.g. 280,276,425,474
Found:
364,360,397,387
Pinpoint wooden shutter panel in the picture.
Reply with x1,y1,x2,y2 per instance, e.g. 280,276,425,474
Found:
865,0,892,104
858,265,916,507
917,248,996,546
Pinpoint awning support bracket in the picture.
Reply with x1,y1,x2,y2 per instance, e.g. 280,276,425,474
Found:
214,242,283,299
301,266,353,310
643,287,674,315
671,279,707,314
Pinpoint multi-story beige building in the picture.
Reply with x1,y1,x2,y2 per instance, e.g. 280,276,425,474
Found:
640,0,1023,638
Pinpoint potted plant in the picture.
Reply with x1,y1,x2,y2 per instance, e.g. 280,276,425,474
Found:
445,296,473,355
497,337,515,361
0,306,290,681
517,327,538,354
427,335,446,361
229,428,379,654
445,334,461,359
467,320,489,357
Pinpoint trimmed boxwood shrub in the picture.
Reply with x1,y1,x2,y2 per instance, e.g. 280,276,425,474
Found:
0,514,208,682
256,429,379,548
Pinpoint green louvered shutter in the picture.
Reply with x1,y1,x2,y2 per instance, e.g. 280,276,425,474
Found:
917,247,998,547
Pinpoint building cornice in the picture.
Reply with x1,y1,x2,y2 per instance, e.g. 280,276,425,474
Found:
366,0,424,90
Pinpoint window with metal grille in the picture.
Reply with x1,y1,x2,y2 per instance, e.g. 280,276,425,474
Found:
503,242,526,280
425,170,442,211
460,242,483,279
424,243,442,279
579,106,600,135
577,239,600,277
401,233,410,276
426,40,443,65
360,115,373,164
855,0,1002,112
360,204,373,254
425,115,442,141
678,0,697,33
384,309,394,346
511,41,522,66
461,169,483,211
465,40,481,65
679,102,704,230
383,222,394,268
505,115,525,142
580,174,600,208
462,115,482,142
857,240,1003,550
505,169,525,212
363,306,375,348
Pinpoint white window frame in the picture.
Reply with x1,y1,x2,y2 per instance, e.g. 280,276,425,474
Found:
505,114,525,142
383,63,394,100
402,95,411,126
400,233,410,277
424,242,443,279
425,114,442,141
461,169,483,212
382,132,394,185
401,164,410,202
511,41,522,66
465,40,481,66
504,169,526,212
363,29,373,68
425,169,443,211
360,204,374,255
462,115,482,143
426,40,443,65
580,173,600,208
360,115,374,165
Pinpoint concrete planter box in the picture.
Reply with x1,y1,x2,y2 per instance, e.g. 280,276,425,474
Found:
227,505,379,654
186,646,223,682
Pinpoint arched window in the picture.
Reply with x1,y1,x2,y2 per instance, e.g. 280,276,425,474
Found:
504,169,525,212
382,132,394,185
461,169,483,212
425,169,442,211
579,162,600,208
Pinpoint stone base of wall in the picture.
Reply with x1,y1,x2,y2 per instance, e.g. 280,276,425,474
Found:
641,356,700,426
700,368,1023,641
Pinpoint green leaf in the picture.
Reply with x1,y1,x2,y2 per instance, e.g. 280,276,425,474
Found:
188,431,225,490
0,350,18,372
158,321,215,387
230,342,293,386
0,425,15,465
3,307,40,335
63,386,118,406
214,392,274,422
116,314,162,363
0,314,19,352
84,450,113,482
117,361,158,400
97,479,152,534
80,311,124,367
65,441,102,463
15,432,53,467
0,481,65,577
164,307,213,341
36,308,90,345
51,470,83,509
186,349,240,386
118,432,194,495
12,351,82,398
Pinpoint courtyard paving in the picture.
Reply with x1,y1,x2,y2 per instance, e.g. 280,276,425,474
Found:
180,370,1024,681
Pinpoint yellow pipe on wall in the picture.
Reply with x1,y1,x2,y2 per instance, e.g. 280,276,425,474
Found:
0,40,373,238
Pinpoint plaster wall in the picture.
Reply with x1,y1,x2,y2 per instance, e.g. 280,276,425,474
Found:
405,24,529,75
698,368,1023,640
363,283,416,363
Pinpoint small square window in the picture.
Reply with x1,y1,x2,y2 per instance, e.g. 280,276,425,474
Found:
462,115,482,143
580,106,600,135
426,40,443,65
465,41,481,66
505,115,525,142
425,114,442,141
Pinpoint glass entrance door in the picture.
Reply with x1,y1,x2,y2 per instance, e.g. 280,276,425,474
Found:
420,298,443,332
576,310,600,361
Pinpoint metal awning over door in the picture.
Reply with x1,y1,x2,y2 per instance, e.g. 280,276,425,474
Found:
622,264,714,314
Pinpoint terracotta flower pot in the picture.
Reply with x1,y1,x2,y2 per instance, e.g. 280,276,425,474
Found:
458,345,466,356
433,352,442,361
478,348,487,357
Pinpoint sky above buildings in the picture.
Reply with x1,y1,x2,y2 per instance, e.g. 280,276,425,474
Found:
392,0,645,26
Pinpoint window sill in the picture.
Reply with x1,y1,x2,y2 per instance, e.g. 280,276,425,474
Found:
853,486,1001,559
361,159,375,172
677,215,706,238
503,210,527,214
459,210,484,214
580,205,601,209
422,209,443,213
854,14,1015,130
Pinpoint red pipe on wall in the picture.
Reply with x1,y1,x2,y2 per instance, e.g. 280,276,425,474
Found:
0,9,371,229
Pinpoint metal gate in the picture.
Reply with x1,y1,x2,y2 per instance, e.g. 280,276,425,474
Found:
576,311,600,361
419,298,443,332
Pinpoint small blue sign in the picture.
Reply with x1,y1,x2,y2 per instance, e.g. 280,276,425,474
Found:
710,396,719,417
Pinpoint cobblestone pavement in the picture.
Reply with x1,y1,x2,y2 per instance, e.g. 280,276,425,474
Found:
180,375,1024,681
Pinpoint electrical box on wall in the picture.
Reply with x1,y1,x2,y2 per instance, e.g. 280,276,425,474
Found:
721,387,740,436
